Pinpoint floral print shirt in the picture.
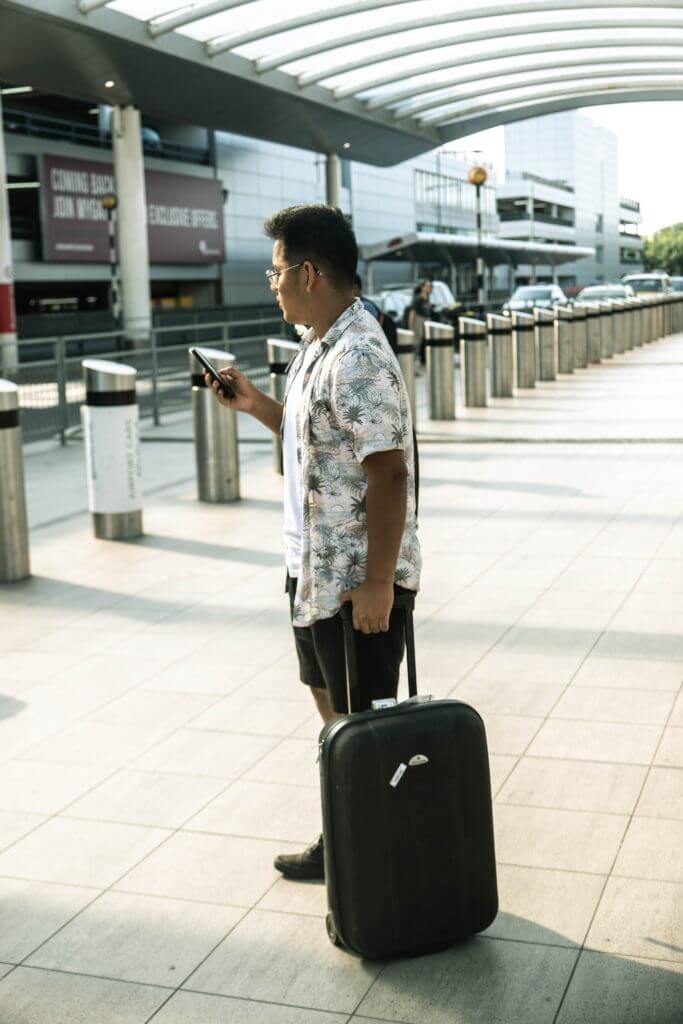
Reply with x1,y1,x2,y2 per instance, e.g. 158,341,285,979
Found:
283,298,421,626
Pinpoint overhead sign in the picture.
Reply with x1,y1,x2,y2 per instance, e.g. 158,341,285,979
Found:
41,154,226,265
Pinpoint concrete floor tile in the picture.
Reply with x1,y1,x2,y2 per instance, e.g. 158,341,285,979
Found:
488,754,518,796
670,691,683,726
65,769,228,829
0,966,167,1024
153,991,348,1023
0,651,84,685
555,951,683,1024
88,690,217,731
527,719,662,765
49,652,178,689
479,714,542,756
551,686,675,725
484,864,606,947
357,937,578,1024
132,729,279,779
184,909,381,1013
0,761,112,815
27,891,244,988
655,727,683,767
635,559,683,594
187,695,315,737
115,831,287,907
257,878,327,918
635,767,683,820
0,817,168,887
497,757,646,814
0,811,45,854
186,780,322,843
570,657,683,691
494,804,628,874
243,739,320,787
452,677,564,717
613,817,683,883
0,965,12,981
23,720,177,769
587,877,682,962
467,649,586,686
0,879,96,963
140,652,255,696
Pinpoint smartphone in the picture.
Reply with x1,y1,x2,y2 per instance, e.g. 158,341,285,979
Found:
190,348,235,399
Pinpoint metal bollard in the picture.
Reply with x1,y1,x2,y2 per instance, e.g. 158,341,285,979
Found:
459,317,488,407
534,307,556,381
571,305,589,368
396,328,417,423
512,311,536,387
555,305,574,374
189,347,240,502
597,302,614,359
611,300,626,354
82,359,142,540
487,314,514,397
646,299,656,343
583,303,602,363
424,320,456,420
268,339,299,474
0,380,30,581
622,300,635,351
633,298,646,347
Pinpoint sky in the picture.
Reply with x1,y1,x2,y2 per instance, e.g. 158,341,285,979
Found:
458,101,683,238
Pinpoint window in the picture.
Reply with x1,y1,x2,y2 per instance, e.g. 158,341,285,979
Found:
595,245,604,264
595,214,604,234
415,170,495,215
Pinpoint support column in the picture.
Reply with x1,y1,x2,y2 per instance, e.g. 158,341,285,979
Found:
325,153,341,209
0,93,18,372
112,105,151,344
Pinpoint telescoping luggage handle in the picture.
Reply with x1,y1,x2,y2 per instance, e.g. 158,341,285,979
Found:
339,592,417,714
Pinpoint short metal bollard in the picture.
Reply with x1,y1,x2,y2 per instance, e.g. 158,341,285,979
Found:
571,305,589,368
646,299,656,343
0,380,30,582
622,300,635,351
424,320,456,420
555,305,574,374
583,303,602,363
511,311,535,387
82,359,143,540
487,314,514,397
268,339,299,475
396,328,418,423
611,300,626,354
534,307,556,381
597,302,614,359
633,298,646,347
189,347,240,503
459,317,488,407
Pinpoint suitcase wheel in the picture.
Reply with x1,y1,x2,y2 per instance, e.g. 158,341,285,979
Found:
325,913,341,947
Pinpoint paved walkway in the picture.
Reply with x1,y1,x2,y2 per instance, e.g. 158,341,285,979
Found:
1,334,682,1024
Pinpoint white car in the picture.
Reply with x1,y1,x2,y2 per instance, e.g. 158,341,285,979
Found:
621,273,671,296
576,284,635,302
502,285,568,313
369,281,457,322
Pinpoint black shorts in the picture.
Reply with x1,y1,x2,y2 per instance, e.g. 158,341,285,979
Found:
286,574,414,714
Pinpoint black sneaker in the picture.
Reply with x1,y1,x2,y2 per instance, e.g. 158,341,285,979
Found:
274,835,324,880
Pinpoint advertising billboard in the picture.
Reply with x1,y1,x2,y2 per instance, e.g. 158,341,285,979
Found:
41,154,226,265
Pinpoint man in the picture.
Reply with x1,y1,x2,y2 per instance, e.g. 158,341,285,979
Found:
206,204,421,881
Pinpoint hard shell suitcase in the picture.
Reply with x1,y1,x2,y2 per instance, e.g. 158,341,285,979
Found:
318,593,498,959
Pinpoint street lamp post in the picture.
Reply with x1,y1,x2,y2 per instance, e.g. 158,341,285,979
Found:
468,164,488,319
101,192,120,328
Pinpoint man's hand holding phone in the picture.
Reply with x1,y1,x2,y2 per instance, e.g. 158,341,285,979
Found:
205,365,259,414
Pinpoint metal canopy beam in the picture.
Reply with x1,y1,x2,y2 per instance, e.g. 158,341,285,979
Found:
148,1,263,39
363,46,683,111
439,85,683,139
416,67,683,124
256,1,683,76
298,17,683,87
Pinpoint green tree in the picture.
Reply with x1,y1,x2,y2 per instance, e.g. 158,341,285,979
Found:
643,223,683,275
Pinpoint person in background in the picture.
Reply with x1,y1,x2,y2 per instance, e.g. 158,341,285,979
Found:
407,279,433,367
354,273,398,356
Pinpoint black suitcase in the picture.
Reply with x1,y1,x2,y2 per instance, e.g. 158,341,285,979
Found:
318,593,498,959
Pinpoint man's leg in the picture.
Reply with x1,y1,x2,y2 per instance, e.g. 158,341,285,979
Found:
311,684,342,725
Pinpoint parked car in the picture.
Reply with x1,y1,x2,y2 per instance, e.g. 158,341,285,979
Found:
502,285,569,313
369,280,457,323
576,284,635,302
669,276,683,293
621,273,671,296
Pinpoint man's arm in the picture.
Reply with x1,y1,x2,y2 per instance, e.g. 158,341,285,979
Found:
341,449,408,634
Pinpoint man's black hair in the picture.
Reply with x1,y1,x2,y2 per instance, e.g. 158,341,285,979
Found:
264,204,358,287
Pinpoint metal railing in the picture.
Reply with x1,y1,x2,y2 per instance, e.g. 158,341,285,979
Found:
4,315,287,444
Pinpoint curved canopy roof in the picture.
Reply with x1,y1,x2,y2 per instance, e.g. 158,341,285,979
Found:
3,1,683,163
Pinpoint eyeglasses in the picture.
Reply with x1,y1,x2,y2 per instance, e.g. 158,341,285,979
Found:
265,263,322,289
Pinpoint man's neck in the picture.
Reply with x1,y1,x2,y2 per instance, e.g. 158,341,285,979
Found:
309,293,355,343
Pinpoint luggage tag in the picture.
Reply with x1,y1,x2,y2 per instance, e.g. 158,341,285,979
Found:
390,753,430,788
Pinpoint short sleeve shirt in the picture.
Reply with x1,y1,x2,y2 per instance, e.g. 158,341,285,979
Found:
282,298,421,627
